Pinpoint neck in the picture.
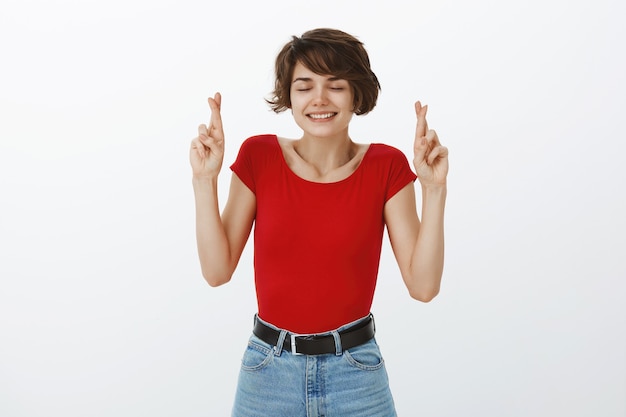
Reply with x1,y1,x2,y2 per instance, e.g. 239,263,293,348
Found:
294,133,356,173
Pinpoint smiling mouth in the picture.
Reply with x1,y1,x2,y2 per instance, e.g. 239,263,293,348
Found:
307,112,337,120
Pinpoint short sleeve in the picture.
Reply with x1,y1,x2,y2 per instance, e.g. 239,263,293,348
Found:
384,147,417,201
230,137,257,194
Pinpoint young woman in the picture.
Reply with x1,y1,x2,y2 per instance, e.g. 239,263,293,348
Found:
190,28,448,417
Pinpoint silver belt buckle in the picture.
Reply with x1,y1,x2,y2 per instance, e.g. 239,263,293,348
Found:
290,333,303,355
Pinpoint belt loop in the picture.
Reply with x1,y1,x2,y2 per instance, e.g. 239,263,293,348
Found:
274,330,287,356
331,331,342,356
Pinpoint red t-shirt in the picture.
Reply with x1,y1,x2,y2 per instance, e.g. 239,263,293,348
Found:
230,134,416,333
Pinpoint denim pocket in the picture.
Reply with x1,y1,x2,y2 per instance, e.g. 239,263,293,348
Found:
343,339,385,371
241,338,274,372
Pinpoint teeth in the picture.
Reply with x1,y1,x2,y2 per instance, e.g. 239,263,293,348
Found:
309,113,335,119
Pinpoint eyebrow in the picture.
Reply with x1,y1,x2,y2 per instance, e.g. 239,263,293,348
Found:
292,76,343,84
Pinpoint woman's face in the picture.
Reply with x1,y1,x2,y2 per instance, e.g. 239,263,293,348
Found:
289,61,354,140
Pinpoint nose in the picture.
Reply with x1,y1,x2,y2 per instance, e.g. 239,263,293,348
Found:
311,86,328,105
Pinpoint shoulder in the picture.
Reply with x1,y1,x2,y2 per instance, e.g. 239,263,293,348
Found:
231,135,281,189
364,143,416,196
367,143,412,164
239,134,278,150
235,134,279,159
233,134,283,172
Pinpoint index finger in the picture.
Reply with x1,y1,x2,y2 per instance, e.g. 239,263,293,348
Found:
415,101,429,138
208,92,223,130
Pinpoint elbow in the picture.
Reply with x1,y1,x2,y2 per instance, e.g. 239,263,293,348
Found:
205,278,229,288
408,286,440,303
199,259,235,287
404,266,443,302
202,271,232,287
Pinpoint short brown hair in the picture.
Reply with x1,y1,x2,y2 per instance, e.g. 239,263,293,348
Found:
266,28,381,115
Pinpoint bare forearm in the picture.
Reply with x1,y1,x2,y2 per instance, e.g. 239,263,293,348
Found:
410,184,446,301
193,176,232,286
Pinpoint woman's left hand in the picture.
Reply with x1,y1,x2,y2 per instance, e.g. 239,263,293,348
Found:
413,101,449,187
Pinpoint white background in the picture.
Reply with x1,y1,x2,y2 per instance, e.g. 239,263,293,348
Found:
1,0,625,415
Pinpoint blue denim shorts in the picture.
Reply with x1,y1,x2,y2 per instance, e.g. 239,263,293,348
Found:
232,314,397,417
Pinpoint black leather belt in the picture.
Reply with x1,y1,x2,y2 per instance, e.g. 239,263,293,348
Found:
253,315,375,355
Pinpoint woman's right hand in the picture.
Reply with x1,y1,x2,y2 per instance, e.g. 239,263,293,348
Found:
190,92,224,179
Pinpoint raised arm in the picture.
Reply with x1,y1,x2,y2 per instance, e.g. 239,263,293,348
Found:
190,93,256,286
384,101,448,301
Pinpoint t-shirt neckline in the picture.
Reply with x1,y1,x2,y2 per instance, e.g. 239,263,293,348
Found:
272,135,373,185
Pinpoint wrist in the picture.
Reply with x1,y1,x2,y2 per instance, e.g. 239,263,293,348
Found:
420,182,447,196
192,175,218,188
